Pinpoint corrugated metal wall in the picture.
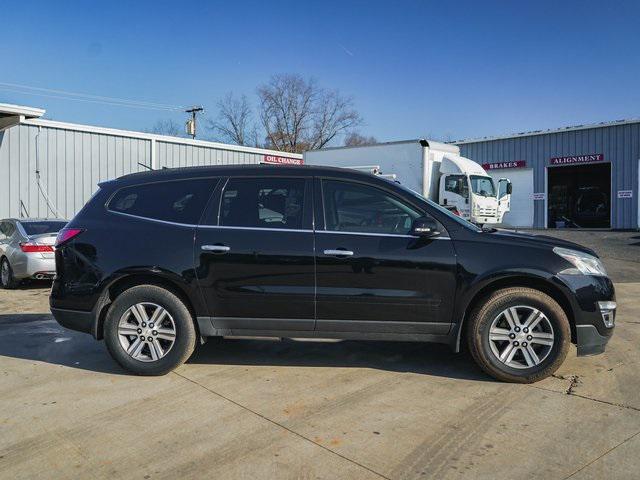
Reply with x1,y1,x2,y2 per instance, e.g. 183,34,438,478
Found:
0,123,150,220
0,122,300,220
156,141,263,169
458,123,640,229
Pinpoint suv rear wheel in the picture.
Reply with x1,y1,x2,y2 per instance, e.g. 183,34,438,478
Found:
466,287,570,383
104,285,197,375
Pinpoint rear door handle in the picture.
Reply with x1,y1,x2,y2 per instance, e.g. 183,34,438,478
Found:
323,249,354,257
201,244,231,253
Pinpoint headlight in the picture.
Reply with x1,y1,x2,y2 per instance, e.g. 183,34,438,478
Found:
553,247,607,276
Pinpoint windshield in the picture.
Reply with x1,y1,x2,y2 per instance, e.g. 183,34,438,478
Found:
389,181,482,232
20,221,67,236
470,175,496,197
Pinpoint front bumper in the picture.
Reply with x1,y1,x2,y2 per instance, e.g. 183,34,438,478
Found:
576,324,612,356
473,216,500,225
556,274,616,356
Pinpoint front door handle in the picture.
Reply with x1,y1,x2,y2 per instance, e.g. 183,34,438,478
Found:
201,244,231,254
323,249,354,257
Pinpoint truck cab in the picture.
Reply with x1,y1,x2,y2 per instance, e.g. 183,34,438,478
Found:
438,155,512,224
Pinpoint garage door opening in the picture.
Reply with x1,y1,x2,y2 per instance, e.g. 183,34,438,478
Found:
547,163,611,228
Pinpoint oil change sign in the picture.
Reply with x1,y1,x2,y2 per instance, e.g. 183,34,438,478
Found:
617,190,633,199
263,155,303,165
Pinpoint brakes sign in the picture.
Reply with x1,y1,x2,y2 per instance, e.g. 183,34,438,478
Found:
263,155,303,165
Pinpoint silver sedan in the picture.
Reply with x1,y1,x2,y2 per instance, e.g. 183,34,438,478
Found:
0,218,68,289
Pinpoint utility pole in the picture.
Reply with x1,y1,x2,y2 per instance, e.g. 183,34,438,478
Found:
185,106,204,139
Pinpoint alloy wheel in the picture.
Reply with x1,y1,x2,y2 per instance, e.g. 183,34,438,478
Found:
1,261,9,286
488,305,554,369
117,302,176,362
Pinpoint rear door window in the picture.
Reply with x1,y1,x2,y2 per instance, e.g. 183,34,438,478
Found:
220,177,306,229
108,178,217,224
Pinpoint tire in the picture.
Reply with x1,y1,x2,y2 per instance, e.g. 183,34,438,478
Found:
104,285,197,375
0,258,19,289
466,287,570,383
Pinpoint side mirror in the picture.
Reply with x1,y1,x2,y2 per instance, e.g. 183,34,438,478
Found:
507,182,513,195
411,217,440,237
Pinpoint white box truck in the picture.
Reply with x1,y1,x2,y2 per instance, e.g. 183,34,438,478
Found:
304,139,512,225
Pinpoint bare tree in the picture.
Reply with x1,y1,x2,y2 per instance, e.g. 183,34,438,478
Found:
147,119,184,137
209,93,258,146
258,74,362,153
344,132,378,147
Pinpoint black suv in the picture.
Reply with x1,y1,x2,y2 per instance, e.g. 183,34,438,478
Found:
51,165,616,382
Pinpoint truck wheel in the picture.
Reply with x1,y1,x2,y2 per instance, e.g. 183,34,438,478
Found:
0,258,19,289
104,285,197,375
466,287,570,383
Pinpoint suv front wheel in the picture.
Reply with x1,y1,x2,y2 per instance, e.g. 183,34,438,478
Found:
466,287,570,383
104,285,197,375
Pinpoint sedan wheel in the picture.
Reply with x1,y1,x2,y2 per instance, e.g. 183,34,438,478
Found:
0,258,18,289
1,261,9,285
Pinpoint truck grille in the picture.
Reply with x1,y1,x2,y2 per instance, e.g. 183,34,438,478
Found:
478,207,497,216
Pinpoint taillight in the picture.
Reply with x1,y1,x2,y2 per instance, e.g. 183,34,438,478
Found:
452,208,461,217
20,243,54,253
55,228,84,247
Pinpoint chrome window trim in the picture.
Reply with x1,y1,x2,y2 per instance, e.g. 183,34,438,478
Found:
105,212,451,239
108,210,197,228
316,230,451,240
200,225,313,234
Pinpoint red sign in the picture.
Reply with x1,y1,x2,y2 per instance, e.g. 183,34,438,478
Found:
550,153,603,165
482,160,526,170
263,155,303,165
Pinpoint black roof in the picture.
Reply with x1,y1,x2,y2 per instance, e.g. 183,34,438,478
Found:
107,164,384,187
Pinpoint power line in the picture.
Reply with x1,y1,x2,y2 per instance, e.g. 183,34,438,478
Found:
0,81,187,112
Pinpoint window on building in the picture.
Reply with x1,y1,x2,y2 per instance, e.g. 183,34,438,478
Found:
220,177,305,229
108,178,217,224
322,180,421,235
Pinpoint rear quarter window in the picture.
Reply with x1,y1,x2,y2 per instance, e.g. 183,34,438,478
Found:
108,178,217,224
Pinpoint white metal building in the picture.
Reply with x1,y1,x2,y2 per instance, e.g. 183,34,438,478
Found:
0,103,302,220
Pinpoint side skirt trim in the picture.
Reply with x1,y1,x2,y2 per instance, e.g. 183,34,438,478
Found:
197,316,455,345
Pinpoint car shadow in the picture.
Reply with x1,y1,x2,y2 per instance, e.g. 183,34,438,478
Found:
15,280,53,290
187,337,492,382
0,313,492,381
0,313,128,375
